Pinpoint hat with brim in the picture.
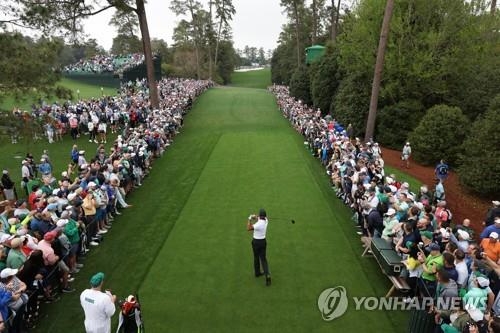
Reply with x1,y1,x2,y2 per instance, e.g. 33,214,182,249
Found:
477,276,490,288
465,304,484,322
420,231,433,240
384,208,396,216
429,243,440,251
90,272,105,287
10,237,24,249
492,201,500,206
490,232,499,239
457,229,470,241
0,268,18,279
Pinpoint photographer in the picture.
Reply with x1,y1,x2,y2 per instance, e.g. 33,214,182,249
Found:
480,232,500,263
418,243,444,297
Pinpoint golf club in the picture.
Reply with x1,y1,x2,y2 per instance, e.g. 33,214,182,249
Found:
268,217,295,224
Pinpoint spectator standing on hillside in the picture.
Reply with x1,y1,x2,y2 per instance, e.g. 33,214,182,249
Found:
401,142,412,169
435,159,450,183
1,170,16,201
80,272,116,333
434,178,446,204
69,114,79,140
20,160,31,196
346,124,353,140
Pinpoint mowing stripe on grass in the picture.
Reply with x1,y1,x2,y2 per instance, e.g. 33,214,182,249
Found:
136,88,404,332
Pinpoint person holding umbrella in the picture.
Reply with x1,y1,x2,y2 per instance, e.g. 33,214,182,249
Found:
247,208,271,286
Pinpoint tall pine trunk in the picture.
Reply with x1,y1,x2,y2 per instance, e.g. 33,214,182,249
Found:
364,0,394,142
208,0,213,79
214,20,223,70
189,5,201,79
293,0,301,67
331,0,341,42
136,0,159,109
312,0,317,44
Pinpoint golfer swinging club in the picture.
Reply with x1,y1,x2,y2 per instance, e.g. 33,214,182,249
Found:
247,208,271,286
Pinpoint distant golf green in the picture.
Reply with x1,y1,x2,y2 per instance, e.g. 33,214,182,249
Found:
231,68,271,89
0,77,117,112
33,75,406,332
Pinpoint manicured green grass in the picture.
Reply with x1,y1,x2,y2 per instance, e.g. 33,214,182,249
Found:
231,69,271,89
34,86,405,332
0,78,118,112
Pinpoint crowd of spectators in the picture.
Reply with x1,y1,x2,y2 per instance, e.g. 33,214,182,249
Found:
0,77,213,332
269,84,500,333
63,53,145,74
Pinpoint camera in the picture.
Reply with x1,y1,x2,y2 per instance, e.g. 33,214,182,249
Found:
475,248,485,260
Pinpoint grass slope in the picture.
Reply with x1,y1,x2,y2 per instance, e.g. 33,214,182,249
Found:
35,86,406,332
231,69,271,89
0,78,117,112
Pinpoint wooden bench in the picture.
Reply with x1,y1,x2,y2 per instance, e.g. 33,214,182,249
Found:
364,237,411,297
386,275,411,297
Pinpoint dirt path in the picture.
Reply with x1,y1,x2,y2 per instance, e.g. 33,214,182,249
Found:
382,147,490,238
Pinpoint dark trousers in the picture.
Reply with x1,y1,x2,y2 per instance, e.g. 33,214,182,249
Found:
252,238,270,276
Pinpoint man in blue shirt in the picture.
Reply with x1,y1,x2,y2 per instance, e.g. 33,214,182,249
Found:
435,159,449,182
480,217,500,240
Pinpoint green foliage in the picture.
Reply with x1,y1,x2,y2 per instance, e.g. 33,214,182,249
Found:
216,41,236,84
111,34,143,55
376,100,425,149
310,45,343,115
331,73,371,137
408,104,469,166
161,63,175,77
289,65,312,105
270,43,296,85
458,95,500,197
0,32,62,102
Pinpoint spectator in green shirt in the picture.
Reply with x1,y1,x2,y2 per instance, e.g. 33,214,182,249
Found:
418,242,444,296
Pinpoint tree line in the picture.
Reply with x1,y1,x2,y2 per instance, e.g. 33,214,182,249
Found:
271,0,499,197
0,0,253,107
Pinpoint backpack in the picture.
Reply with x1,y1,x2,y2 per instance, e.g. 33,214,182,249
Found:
438,165,448,175
377,200,389,215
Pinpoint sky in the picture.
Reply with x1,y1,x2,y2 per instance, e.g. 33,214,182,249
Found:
84,0,288,52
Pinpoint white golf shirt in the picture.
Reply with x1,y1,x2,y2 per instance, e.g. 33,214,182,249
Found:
253,218,268,240
80,288,116,333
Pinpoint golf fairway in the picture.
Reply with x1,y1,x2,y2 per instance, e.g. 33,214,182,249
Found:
35,86,406,332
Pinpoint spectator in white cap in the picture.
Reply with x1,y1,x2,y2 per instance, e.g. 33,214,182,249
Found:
455,218,475,240
20,159,31,195
463,275,493,314
480,217,500,240
449,229,470,252
0,267,28,331
78,150,87,167
480,231,500,262
485,201,500,227
381,208,399,241
401,142,411,168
